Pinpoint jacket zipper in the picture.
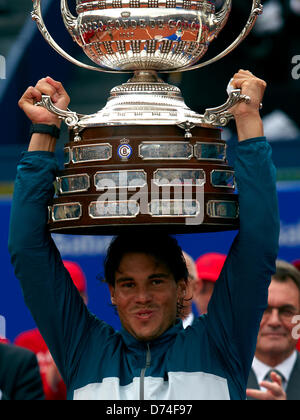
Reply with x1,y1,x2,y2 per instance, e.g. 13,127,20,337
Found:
140,343,151,400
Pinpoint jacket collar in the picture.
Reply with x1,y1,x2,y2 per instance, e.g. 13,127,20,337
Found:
120,319,183,353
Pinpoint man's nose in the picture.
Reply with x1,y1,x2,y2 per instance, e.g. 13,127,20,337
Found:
135,286,152,303
267,308,282,326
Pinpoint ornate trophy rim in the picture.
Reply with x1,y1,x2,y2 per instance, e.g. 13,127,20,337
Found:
32,0,263,75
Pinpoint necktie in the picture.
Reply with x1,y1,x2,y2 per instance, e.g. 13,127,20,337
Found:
264,369,286,387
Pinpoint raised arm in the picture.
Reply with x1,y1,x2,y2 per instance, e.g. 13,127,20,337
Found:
204,71,280,396
8,78,112,390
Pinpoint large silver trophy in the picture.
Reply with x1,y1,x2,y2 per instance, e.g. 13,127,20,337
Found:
32,0,263,235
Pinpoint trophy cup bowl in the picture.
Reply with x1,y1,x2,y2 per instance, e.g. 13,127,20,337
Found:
62,0,231,71
32,0,263,235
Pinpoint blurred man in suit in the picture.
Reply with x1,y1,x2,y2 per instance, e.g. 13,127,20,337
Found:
247,260,300,400
0,343,44,400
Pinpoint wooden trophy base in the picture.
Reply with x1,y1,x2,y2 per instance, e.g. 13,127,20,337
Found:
48,125,239,235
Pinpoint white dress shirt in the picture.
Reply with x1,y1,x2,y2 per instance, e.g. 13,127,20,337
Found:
183,312,194,329
252,351,297,391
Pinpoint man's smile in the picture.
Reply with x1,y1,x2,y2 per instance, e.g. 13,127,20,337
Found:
134,310,155,320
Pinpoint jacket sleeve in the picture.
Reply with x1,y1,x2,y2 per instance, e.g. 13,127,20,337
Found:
8,152,112,388
205,137,280,394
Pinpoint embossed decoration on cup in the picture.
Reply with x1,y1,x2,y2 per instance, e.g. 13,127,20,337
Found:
62,0,230,71
33,1,263,75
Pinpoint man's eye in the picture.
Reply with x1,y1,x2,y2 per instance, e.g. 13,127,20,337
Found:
280,309,295,318
152,279,163,285
122,283,135,288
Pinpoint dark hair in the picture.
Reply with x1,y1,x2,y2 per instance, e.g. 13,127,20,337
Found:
273,260,300,293
104,233,189,287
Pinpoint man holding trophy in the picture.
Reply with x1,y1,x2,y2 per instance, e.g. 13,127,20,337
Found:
9,0,280,400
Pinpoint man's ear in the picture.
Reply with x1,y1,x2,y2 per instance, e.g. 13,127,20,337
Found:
108,284,116,305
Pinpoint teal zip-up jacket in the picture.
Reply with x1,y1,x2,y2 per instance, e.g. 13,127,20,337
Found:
8,137,280,400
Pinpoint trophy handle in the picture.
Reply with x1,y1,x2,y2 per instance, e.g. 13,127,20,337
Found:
31,0,128,74
35,95,82,128
208,0,232,43
35,95,85,141
167,0,263,73
202,89,250,127
177,89,251,136
60,0,80,45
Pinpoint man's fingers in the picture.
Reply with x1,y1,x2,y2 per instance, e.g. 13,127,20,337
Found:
231,77,267,91
233,69,254,78
230,70,267,90
46,76,66,93
45,76,70,102
269,371,283,386
246,388,268,400
35,78,60,103
21,86,42,102
247,380,287,401
259,381,285,398
18,86,42,109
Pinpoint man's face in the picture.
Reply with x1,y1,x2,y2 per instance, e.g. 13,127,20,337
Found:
109,252,186,342
256,279,300,361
